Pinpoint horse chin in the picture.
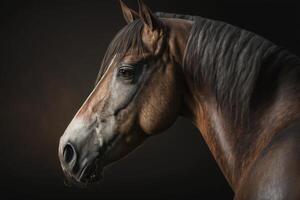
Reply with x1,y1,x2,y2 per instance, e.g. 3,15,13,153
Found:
64,164,103,188
62,157,105,188
78,159,104,186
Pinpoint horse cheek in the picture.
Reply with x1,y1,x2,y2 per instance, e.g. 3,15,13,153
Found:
139,68,181,135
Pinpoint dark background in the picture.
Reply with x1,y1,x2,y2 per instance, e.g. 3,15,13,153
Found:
0,0,299,199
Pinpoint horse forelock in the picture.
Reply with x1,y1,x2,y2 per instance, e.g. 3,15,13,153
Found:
95,12,193,85
95,19,146,85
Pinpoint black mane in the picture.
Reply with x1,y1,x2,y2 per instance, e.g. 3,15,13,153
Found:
182,15,300,126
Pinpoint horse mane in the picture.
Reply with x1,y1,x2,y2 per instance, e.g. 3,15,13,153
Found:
156,12,300,126
96,11,300,127
155,12,195,21
183,15,300,126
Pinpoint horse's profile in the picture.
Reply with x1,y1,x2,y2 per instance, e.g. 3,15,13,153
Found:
58,1,300,199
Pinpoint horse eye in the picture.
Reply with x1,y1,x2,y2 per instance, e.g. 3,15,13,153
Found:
117,65,135,79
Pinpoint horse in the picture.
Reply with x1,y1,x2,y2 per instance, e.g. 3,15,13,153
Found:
58,0,300,199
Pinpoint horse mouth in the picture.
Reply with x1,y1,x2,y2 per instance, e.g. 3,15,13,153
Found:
77,159,103,185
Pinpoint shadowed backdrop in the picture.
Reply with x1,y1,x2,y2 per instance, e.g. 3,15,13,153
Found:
0,0,299,199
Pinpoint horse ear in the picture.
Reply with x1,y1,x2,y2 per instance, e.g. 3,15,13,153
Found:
138,0,161,30
119,0,139,24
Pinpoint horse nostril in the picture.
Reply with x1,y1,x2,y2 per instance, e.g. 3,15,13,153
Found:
63,143,76,163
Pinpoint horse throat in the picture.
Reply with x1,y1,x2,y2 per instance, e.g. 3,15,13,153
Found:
182,90,240,189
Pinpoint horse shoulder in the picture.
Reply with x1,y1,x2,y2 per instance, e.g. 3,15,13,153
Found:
235,120,300,200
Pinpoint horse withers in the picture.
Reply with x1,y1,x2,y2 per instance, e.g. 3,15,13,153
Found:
58,1,300,199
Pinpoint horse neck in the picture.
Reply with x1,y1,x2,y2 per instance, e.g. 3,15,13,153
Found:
180,46,300,191
182,86,241,188
166,15,300,190
183,70,300,187
165,17,241,188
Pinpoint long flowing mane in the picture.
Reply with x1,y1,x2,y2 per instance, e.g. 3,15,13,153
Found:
157,12,300,126
97,12,300,126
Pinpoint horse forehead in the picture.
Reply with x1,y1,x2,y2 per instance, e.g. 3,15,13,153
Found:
122,52,151,63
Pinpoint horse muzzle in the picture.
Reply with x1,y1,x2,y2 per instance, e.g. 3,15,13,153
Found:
58,118,109,186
